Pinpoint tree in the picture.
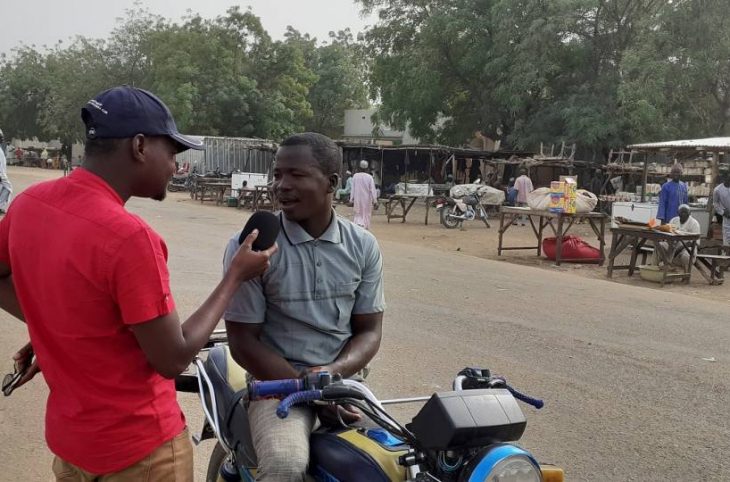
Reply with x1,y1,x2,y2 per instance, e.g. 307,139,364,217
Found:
619,0,730,140
0,46,53,140
357,0,674,153
302,29,370,138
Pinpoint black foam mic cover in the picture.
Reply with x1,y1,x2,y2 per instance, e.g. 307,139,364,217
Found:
238,211,280,250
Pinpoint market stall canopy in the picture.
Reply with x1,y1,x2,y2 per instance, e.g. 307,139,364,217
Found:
628,137,730,151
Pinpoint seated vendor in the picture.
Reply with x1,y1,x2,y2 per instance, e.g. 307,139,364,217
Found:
336,170,352,202
653,204,701,269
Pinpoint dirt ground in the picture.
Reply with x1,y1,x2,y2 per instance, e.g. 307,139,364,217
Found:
347,199,730,306
0,167,728,481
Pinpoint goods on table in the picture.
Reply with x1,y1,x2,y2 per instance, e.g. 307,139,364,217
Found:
449,184,505,205
575,190,598,212
526,187,551,211
548,179,577,214
395,183,433,196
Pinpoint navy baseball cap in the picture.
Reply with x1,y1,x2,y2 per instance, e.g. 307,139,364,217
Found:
81,85,204,153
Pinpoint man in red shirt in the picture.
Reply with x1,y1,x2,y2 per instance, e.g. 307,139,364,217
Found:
0,86,276,481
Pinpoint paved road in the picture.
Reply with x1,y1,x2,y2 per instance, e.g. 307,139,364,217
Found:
0,168,728,481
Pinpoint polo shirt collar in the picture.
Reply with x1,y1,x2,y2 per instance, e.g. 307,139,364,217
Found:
71,168,124,206
281,209,341,245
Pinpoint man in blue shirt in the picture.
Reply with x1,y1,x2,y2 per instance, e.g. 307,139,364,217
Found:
506,177,518,206
657,164,688,224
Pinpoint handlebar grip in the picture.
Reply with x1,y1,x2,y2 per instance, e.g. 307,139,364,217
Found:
506,385,544,409
249,379,304,400
276,390,323,419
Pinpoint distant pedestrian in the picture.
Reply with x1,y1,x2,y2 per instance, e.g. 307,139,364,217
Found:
41,148,50,169
514,168,534,226
657,164,688,224
351,160,378,229
713,173,730,247
0,130,12,213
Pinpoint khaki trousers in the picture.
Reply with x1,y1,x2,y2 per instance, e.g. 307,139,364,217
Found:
52,428,193,482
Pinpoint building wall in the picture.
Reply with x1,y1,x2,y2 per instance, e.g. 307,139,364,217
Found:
343,109,421,144
175,136,275,175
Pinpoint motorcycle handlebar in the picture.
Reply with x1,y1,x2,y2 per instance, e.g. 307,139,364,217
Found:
276,390,323,418
249,372,332,401
454,374,544,409
249,379,305,400
504,385,544,409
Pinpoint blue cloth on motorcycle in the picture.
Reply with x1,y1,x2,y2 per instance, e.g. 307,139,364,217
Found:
223,210,385,368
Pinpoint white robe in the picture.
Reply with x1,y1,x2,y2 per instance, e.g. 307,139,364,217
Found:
350,172,377,229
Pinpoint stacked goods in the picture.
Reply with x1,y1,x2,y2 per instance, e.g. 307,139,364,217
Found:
564,178,577,213
549,181,565,213
548,179,577,214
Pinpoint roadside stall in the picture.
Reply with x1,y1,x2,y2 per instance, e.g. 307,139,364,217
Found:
604,137,730,285
339,143,522,224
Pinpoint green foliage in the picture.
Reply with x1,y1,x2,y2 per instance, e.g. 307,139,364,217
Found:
3,1,729,154
359,0,730,153
0,6,366,143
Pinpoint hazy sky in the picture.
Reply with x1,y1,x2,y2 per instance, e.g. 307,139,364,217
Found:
1,0,375,54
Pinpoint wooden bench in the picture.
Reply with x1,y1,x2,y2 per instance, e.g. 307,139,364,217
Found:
694,253,730,285
637,246,654,265
627,239,730,285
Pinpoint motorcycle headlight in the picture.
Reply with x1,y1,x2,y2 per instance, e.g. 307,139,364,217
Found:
465,445,542,482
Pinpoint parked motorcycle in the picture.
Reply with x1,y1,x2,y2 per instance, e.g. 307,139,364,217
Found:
167,166,200,193
435,190,491,229
167,174,190,192
175,331,563,482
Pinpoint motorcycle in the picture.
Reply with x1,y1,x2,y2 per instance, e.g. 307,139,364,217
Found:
435,190,491,229
167,166,200,193
167,173,190,192
175,331,564,482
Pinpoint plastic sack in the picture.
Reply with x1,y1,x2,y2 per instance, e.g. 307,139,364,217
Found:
526,187,551,211
575,189,598,213
542,235,601,262
395,183,433,196
449,184,505,205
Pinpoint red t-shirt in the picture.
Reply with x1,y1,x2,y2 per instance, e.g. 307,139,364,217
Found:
0,168,185,473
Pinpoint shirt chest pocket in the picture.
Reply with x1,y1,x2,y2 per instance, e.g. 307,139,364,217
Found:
263,260,361,302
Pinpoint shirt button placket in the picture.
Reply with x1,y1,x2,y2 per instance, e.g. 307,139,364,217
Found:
313,242,321,299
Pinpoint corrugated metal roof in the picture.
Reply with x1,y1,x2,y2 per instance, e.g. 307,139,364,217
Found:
627,137,730,150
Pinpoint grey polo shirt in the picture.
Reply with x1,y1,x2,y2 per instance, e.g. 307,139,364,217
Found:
223,211,385,368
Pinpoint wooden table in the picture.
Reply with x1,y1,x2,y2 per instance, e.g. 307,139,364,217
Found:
383,194,439,225
237,187,257,209
498,207,608,266
606,227,700,286
190,176,227,200
252,185,277,211
198,181,231,205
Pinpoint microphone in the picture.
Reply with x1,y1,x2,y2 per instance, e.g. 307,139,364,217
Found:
238,211,280,250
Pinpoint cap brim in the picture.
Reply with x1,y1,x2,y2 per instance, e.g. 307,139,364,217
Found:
169,132,205,153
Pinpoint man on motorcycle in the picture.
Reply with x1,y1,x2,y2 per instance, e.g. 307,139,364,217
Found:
222,132,385,482
0,86,275,481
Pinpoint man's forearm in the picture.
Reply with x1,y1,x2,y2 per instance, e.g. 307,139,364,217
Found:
228,333,300,380
179,273,245,361
327,330,381,378
0,276,25,322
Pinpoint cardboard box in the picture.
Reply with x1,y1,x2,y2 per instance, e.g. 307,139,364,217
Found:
563,178,577,214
